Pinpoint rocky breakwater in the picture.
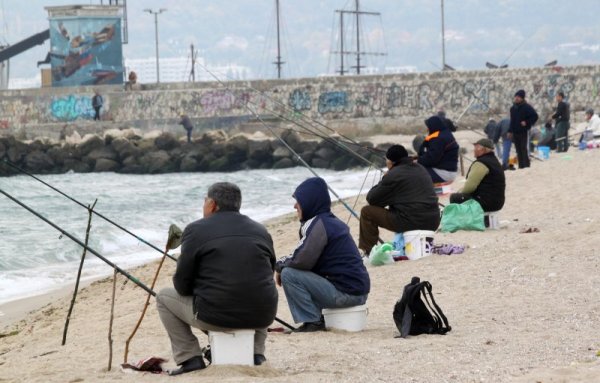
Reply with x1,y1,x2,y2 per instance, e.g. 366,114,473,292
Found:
0,128,389,176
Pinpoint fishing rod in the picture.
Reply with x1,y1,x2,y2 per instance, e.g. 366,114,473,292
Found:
0,187,297,331
251,106,362,220
3,158,177,262
0,187,154,296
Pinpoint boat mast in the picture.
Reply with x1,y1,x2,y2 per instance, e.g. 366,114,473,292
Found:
274,0,285,78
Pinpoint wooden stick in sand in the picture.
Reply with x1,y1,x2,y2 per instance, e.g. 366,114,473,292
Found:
123,224,183,363
108,269,117,371
62,199,98,346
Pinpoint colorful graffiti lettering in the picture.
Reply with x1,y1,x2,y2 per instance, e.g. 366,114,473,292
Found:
288,89,311,111
0,120,9,129
50,95,95,121
318,91,349,114
200,91,235,114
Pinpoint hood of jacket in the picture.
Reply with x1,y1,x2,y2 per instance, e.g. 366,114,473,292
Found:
293,177,331,222
425,116,447,134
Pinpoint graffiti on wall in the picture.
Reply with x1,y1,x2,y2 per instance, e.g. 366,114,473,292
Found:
288,89,312,111
49,16,123,87
50,95,95,121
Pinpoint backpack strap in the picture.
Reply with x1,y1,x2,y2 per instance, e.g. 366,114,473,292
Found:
422,282,451,333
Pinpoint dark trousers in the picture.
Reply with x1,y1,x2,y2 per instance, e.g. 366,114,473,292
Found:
555,121,570,152
186,129,192,143
425,167,445,183
512,132,530,168
359,205,403,253
93,106,101,121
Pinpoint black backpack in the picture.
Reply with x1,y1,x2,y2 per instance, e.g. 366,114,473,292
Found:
393,276,451,338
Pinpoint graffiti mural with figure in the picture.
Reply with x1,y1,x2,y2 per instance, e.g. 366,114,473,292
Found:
48,9,123,87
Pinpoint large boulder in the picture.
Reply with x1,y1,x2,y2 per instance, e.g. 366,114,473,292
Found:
86,147,119,162
179,155,198,172
111,137,139,160
314,147,337,162
25,151,55,172
63,159,91,173
273,158,295,169
65,131,82,146
7,140,29,164
140,150,174,174
155,132,180,151
272,146,291,159
121,128,143,140
29,139,52,153
78,134,105,156
247,139,272,162
311,158,330,168
46,146,68,166
120,156,146,174
198,130,227,146
0,141,5,159
94,158,120,172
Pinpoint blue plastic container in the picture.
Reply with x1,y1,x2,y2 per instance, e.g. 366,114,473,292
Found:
537,146,550,159
392,233,405,256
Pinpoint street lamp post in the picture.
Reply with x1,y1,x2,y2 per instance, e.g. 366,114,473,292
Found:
144,8,167,83
441,0,446,71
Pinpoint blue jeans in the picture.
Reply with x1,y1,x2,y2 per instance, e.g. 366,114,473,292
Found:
280,268,368,323
502,138,512,168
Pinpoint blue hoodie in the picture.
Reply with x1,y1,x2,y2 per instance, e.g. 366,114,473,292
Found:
418,116,459,172
275,177,370,296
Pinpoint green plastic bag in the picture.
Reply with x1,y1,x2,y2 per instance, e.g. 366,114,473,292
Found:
441,199,485,233
369,243,394,266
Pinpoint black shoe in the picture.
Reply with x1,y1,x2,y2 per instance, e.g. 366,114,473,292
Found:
254,354,267,366
168,356,206,376
294,320,326,333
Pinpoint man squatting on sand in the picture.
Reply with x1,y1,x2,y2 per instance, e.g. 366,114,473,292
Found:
156,182,278,375
275,177,370,332
450,138,506,214
359,145,440,255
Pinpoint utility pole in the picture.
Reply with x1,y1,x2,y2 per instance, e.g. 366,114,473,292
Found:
441,0,446,71
334,2,384,76
144,8,166,83
273,0,285,79
338,11,345,75
189,43,196,82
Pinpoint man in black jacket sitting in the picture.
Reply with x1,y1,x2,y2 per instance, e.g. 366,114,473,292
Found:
418,115,460,183
156,182,278,375
359,145,440,254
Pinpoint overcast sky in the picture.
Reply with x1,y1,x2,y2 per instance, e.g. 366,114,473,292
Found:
1,0,599,80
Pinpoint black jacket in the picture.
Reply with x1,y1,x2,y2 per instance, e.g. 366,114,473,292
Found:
418,116,459,172
468,152,506,212
367,158,440,231
509,101,538,135
174,211,278,328
552,101,570,123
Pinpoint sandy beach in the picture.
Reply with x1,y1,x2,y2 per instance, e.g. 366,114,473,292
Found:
1,140,599,382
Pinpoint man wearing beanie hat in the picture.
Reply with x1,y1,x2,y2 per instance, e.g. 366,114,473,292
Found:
508,89,538,168
418,115,460,183
359,145,440,254
551,92,570,152
449,139,505,213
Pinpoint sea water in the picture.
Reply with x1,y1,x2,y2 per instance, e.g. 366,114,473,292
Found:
0,167,379,305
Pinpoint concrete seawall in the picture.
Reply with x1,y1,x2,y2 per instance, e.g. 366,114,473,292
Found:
1,65,598,140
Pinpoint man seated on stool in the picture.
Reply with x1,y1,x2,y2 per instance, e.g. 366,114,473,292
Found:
418,115,460,183
450,138,506,213
359,145,440,255
275,177,370,332
156,182,278,375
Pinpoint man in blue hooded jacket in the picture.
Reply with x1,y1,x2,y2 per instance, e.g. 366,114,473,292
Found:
275,177,370,332
418,115,459,183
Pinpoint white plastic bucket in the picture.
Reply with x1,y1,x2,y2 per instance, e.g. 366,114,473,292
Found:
484,211,500,230
403,230,435,260
322,304,368,332
208,330,255,366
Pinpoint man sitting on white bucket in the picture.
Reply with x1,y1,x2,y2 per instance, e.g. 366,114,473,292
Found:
275,177,370,332
449,138,506,214
358,145,440,255
156,182,278,375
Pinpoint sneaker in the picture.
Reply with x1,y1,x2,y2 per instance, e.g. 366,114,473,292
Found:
254,354,267,366
168,356,206,376
294,320,326,333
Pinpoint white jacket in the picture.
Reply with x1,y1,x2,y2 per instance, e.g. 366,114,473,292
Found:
587,114,600,136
